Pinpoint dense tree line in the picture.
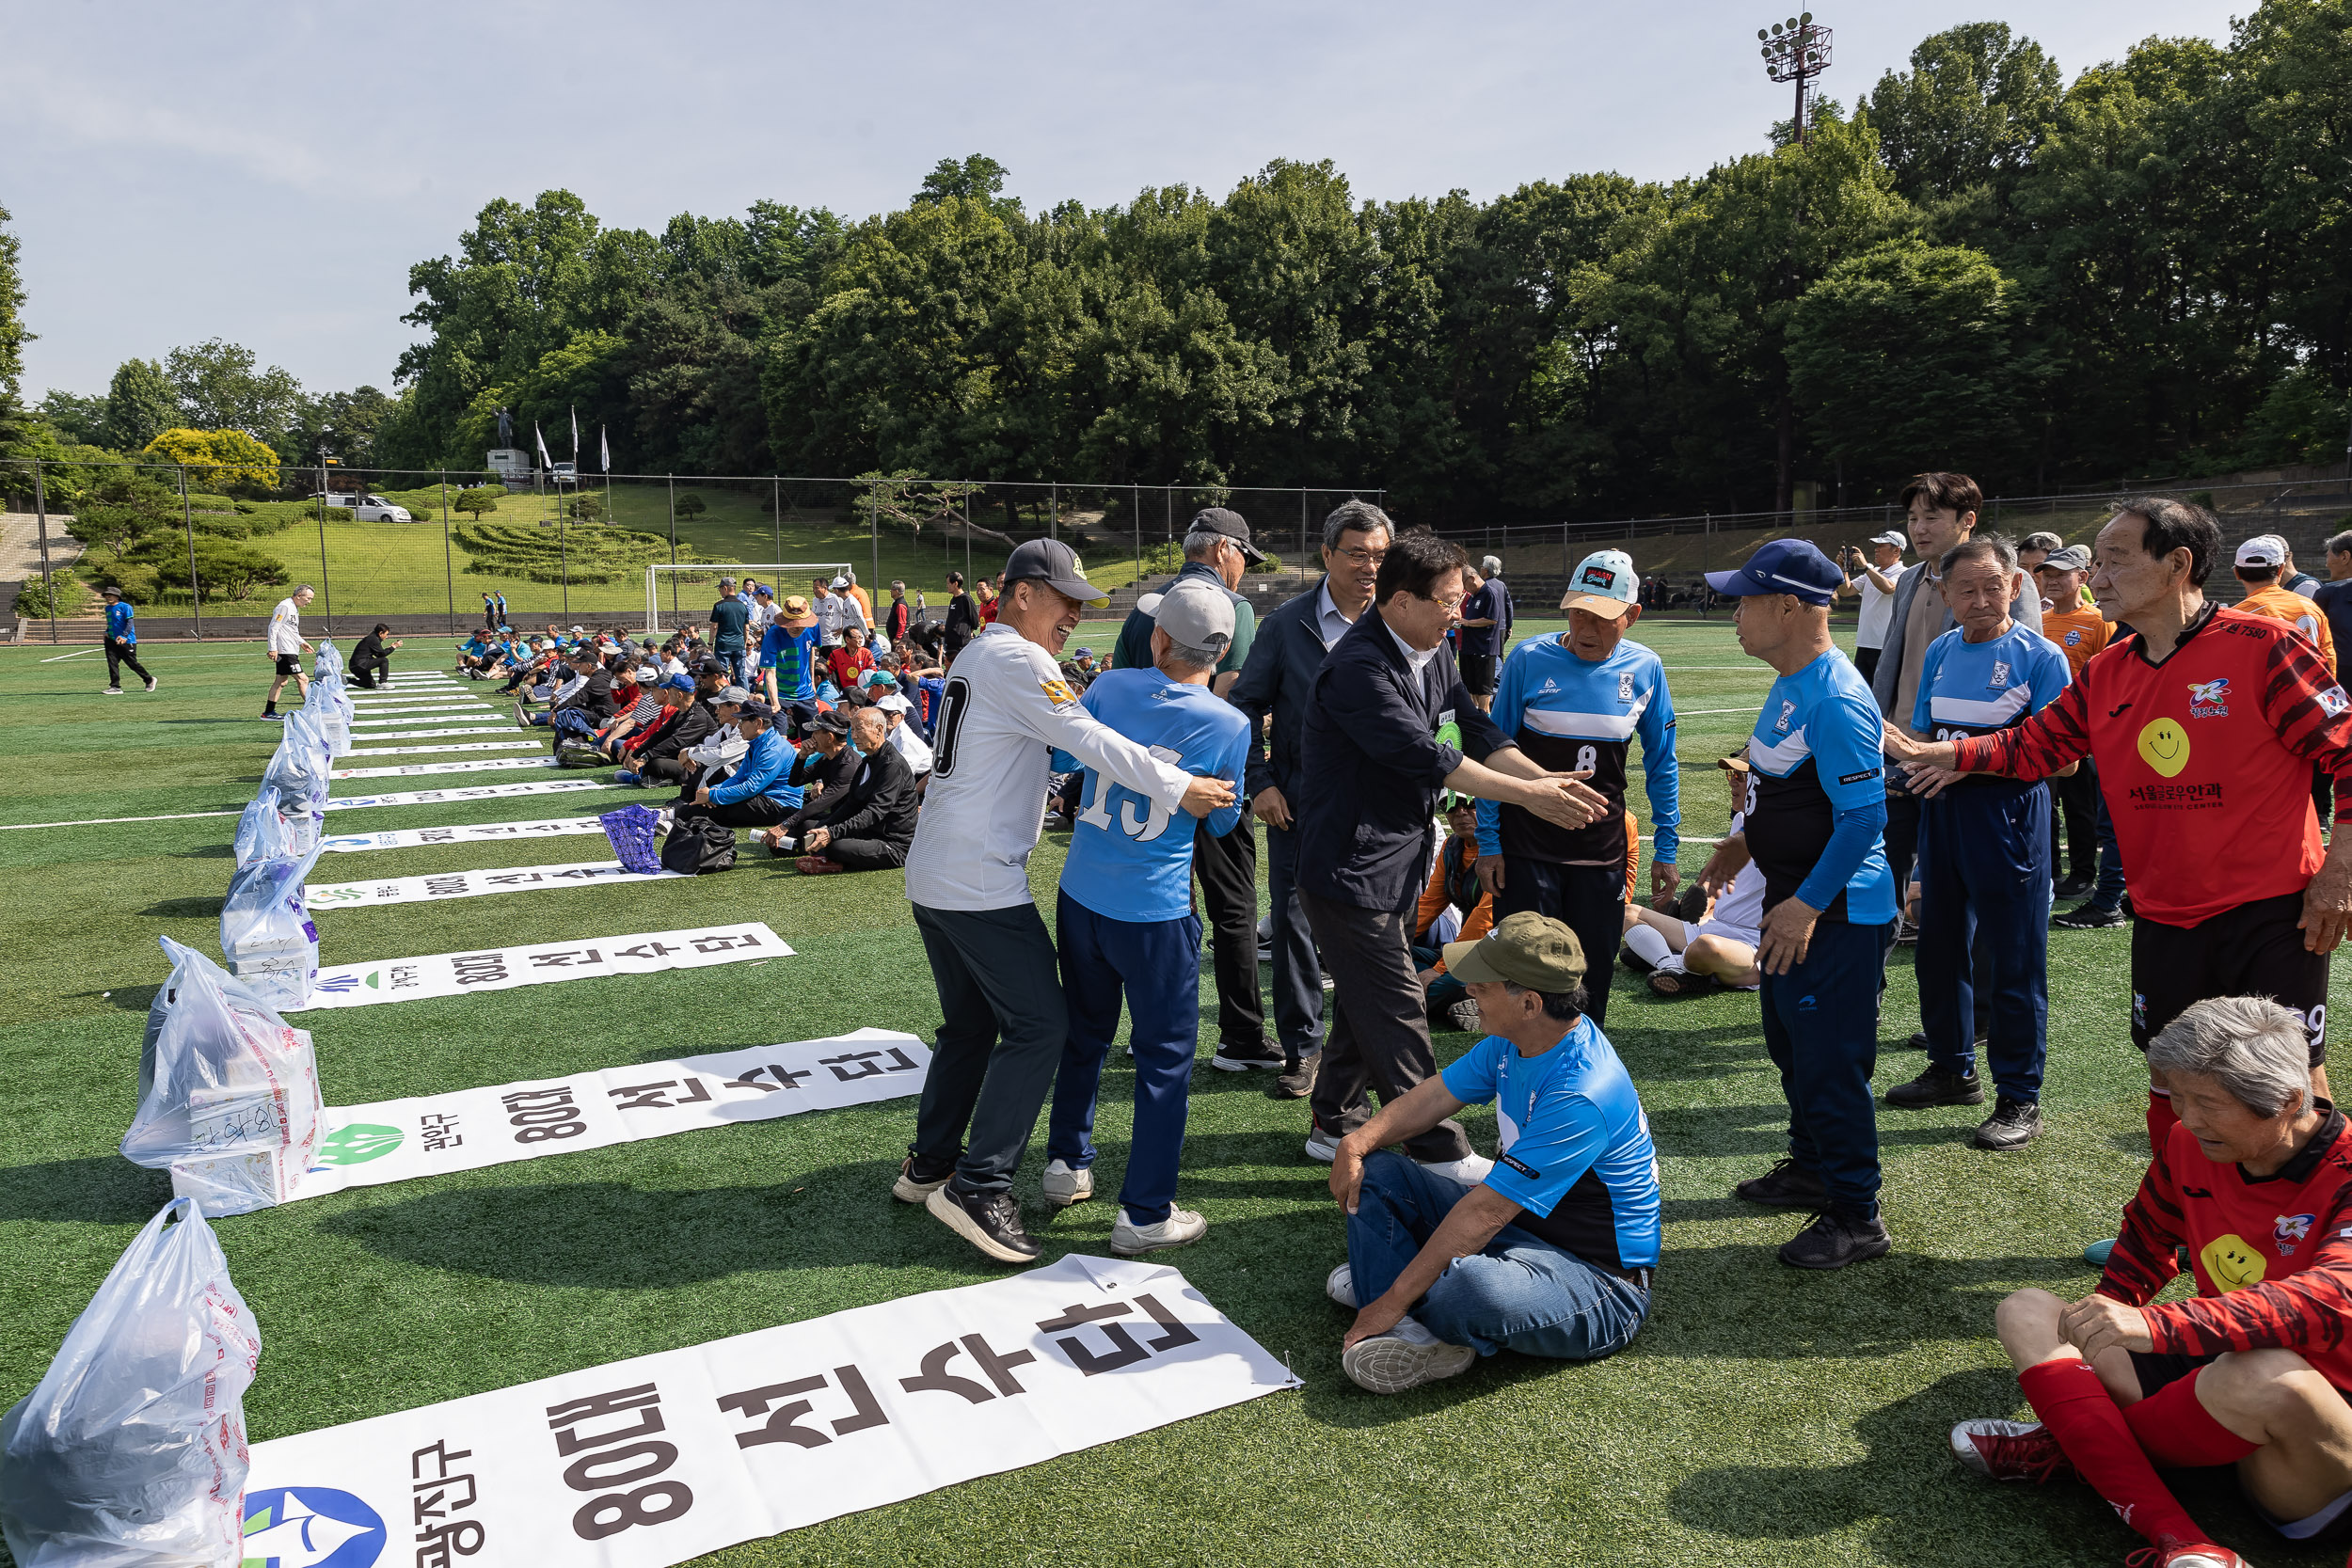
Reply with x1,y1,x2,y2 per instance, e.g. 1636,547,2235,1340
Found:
8,6,2350,525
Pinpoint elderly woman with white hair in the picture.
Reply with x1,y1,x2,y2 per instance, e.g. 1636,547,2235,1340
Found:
1949,996,2352,1568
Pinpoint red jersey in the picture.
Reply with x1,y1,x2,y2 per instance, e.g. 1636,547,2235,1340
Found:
2101,1107,2352,1391
1952,605,2352,926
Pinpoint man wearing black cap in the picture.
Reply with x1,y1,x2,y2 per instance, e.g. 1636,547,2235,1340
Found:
1706,539,1902,1270
1112,507,1274,1075
898,537,1234,1267
789,707,918,875
633,661,727,786
671,700,797,833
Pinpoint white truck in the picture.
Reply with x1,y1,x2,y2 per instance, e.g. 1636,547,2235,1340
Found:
310,493,415,523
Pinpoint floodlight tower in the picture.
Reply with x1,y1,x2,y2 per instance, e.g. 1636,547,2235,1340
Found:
1758,11,1833,144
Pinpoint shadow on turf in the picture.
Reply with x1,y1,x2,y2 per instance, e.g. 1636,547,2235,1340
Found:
0,1156,170,1225
139,896,223,919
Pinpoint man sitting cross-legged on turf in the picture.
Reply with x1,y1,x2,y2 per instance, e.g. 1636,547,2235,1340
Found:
1039,579,1251,1256
1622,752,1766,996
1955,997,2352,1568
787,706,919,876
1324,911,1659,1396
672,700,799,835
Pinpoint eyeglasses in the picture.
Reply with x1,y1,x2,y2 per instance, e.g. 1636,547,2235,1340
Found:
1429,594,1466,614
1331,546,1387,566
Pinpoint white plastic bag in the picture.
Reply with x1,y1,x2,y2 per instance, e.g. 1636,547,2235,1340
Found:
259,711,329,847
230,789,291,872
0,1198,261,1568
126,937,325,1213
218,845,323,1011
304,646,353,757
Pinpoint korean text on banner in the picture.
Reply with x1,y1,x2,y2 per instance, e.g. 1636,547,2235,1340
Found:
306,861,684,911
287,924,787,1010
241,1255,1297,1564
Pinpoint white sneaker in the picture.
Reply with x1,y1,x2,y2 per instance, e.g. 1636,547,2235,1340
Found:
143,677,157,692
1416,1153,1495,1185
1304,1128,1341,1164
1341,1317,1477,1394
1111,1206,1206,1255
1041,1158,1093,1207
1326,1262,1357,1307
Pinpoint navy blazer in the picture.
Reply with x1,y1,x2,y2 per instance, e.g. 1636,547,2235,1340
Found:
1295,610,1509,914
1227,581,1335,802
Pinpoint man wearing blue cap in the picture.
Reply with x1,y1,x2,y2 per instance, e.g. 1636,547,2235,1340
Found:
1704,539,1901,1270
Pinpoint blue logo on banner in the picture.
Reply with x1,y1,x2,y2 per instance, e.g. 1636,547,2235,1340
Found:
242,1488,387,1568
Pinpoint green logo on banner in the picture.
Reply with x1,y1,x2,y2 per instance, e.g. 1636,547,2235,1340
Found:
316,1124,403,1165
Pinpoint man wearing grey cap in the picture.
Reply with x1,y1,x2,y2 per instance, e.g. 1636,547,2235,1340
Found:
1836,531,1907,683
1111,506,1273,1076
898,537,1234,1266
1041,578,1252,1255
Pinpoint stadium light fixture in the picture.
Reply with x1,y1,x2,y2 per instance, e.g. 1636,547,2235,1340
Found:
1758,9,1832,145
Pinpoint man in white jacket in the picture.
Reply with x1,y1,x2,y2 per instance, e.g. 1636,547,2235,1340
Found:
895,539,1234,1264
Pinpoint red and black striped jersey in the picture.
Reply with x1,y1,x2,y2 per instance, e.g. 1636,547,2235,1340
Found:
1950,605,2352,925
2100,1105,2352,1388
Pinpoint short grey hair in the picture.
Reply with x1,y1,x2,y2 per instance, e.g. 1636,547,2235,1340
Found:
1161,639,1223,673
2146,996,2312,1117
1323,499,1393,553
294,582,316,594
1183,528,1228,562
2327,530,2352,559
1480,554,1502,576
2020,531,2065,553
1940,533,2017,577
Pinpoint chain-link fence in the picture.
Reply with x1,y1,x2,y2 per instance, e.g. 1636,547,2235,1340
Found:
5,456,2348,642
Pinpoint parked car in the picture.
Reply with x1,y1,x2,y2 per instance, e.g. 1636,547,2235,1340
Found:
310,492,414,523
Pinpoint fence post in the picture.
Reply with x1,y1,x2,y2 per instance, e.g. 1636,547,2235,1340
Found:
314,481,334,636
440,470,453,636
772,475,781,564
1049,482,1057,542
559,496,570,622
179,465,201,639
1299,490,1308,584
34,459,56,644
869,492,879,590
666,474,678,626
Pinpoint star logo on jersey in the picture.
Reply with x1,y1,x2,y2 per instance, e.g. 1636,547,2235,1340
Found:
1989,660,2010,689
1617,673,1634,702
1773,699,1795,734
2064,628,2083,645
2186,677,2231,718
2275,1212,2316,1255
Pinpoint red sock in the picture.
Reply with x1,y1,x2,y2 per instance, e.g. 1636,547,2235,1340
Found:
2147,1088,2178,1156
2124,1370,2260,1469
2019,1359,2205,1549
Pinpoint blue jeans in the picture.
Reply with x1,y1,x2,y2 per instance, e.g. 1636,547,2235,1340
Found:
2092,775,2128,910
1047,892,1203,1226
718,649,749,686
1918,781,2050,1101
1410,944,1466,1011
1263,822,1325,1060
549,707,600,742
1759,915,1896,1220
1346,1152,1649,1359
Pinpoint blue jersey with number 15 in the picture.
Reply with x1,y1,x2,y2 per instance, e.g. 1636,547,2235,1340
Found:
1055,669,1248,923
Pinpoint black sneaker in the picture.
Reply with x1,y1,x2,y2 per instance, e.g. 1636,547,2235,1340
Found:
1210,1040,1285,1073
924,1182,1041,1263
1732,1157,1828,1208
1893,917,1919,947
1268,1054,1317,1100
1884,1066,1985,1108
1974,1097,2043,1151
2052,874,2095,901
2053,901,2126,929
1780,1209,1893,1270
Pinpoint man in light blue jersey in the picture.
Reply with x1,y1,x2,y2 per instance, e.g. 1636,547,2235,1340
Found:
1887,535,2072,1150
1477,548,1677,1031
1324,912,1659,1395
1044,579,1251,1255
1706,540,1902,1271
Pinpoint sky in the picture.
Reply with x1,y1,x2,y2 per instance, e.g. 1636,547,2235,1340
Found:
5,0,2249,403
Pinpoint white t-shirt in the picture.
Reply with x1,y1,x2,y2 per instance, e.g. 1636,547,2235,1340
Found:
815,593,868,646
904,626,1193,911
887,720,933,777
268,598,305,655
1855,571,1898,650
747,599,778,640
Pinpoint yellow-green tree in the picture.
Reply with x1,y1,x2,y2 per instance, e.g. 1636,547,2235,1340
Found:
142,428,282,492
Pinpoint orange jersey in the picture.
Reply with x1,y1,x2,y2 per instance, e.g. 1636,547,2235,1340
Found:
2237,582,2338,676
2042,606,2110,679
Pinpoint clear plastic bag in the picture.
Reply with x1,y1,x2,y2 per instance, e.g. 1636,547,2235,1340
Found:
304,646,353,757
126,937,325,1213
230,789,291,872
260,709,331,809
218,845,323,1012
0,1198,261,1568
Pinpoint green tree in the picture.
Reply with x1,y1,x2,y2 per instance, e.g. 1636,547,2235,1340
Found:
453,485,503,522
165,340,302,438
36,389,106,447
672,491,707,524
1787,239,2028,486
73,470,181,557
101,357,175,451
1864,24,2064,205
914,155,1023,221
0,201,27,402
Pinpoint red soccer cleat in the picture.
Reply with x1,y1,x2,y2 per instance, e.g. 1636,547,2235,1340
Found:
1949,1418,2076,1484
2123,1538,2248,1568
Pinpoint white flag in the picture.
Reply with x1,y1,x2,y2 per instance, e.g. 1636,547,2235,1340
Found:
600,424,610,473
570,404,580,462
534,421,551,468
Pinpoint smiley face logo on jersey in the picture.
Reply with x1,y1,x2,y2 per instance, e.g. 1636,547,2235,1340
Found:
2200,1232,2267,1291
2137,717,2191,778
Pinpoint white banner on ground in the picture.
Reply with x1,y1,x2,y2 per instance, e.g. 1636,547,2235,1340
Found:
348,739,546,758
350,709,497,722
339,726,519,742
281,1028,928,1201
240,1254,1296,1562
287,923,787,1010
307,860,681,910
331,757,560,780
321,779,615,812
320,817,611,852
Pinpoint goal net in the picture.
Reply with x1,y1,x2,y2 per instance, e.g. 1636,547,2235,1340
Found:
644,562,853,634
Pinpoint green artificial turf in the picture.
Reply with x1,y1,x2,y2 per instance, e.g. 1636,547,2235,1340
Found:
0,621,2339,1567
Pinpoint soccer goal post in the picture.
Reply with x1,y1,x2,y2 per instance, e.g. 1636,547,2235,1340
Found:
644,562,853,634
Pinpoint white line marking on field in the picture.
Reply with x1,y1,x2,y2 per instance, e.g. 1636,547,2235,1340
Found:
38,648,99,662
0,809,243,831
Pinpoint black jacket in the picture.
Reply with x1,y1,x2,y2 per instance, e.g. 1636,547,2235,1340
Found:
809,742,918,847
1228,581,1336,802
1294,610,1507,914
641,697,718,762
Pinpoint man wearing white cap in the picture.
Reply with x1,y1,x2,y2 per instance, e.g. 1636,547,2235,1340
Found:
2234,535,2337,675
1474,548,1679,1032
1838,531,1908,682
898,538,1234,1267
1041,578,1251,1256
